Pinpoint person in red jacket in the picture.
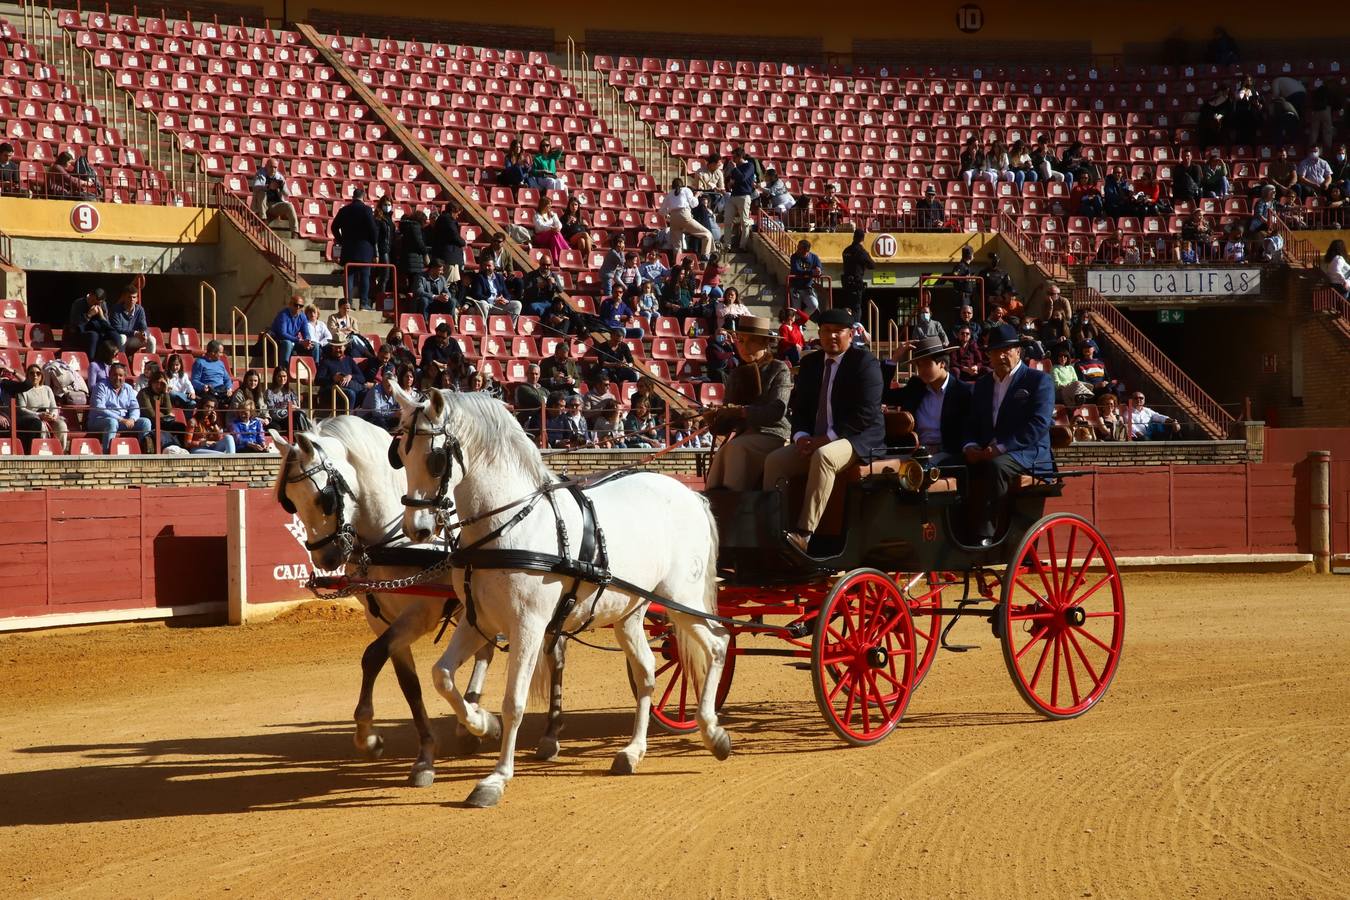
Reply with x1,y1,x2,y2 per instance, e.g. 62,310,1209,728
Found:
776,306,808,365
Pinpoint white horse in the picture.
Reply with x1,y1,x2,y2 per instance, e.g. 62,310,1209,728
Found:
269,416,570,788
390,385,732,808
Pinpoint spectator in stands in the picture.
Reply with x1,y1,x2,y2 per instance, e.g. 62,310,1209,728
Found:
185,398,234,454
529,139,566,191
136,370,185,452
700,255,726,302
1030,134,1067,187
304,304,332,352
692,193,722,247
638,247,670,288
414,260,457,320
372,197,395,301
720,286,749,331
1230,76,1264,145
837,230,874,317
983,303,1008,338
788,239,822,314
757,169,795,217
514,362,548,416
1175,239,1200,264
1008,140,1037,188
599,284,643,338
1271,75,1308,116
162,353,196,409
910,305,948,346
633,282,661,332
429,201,466,283
1094,393,1127,441
1051,348,1092,405
327,297,374,359
581,371,618,417
1125,391,1180,440
396,365,421,402
723,147,758,251
1071,173,1104,218
540,339,580,393
1133,171,1170,216
613,251,643,297
916,184,945,230
1018,317,1047,362
593,328,638,384
598,233,626,294
1070,309,1099,353
1182,209,1217,257
1296,146,1333,201
466,259,522,321
419,322,464,387
959,137,991,188
662,177,713,260
317,339,365,412
953,303,982,346
360,343,396,385
542,295,577,336
357,365,400,430
623,398,662,449
705,328,738,383
66,288,116,360
813,182,845,231
190,340,233,405
1103,166,1135,217
266,366,309,432
1060,141,1095,185
1172,150,1203,204
559,196,592,254
248,159,298,234
229,401,269,452
107,285,156,355
521,256,565,318
0,142,28,197
1322,240,1350,296
270,295,316,367
987,139,1020,188
498,138,530,188
950,326,985,383
694,151,726,215
332,186,379,309
979,253,1014,307
1093,234,1124,265
776,306,805,365
230,369,269,427
1264,147,1298,197
1275,189,1307,232
1248,186,1279,236
89,362,151,452
46,151,97,200
1074,342,1118,397
1198,86,1233,148
1328,145,1350,196
383,327,418,371
552,394,588,448
531,196,570,266
398,209,430,283
17,364,68,451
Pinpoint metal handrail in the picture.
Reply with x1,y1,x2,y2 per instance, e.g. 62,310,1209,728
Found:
260,332,279,376
1312,286,1350,320
229,306,249,376
343,262,398,318
199,281,217,348
212,182,298,281
1072,286,1236,438
0,226,12,267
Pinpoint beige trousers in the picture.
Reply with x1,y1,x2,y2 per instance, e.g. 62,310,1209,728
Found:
706,431,785,491
667,208,712,258
762,437,860,535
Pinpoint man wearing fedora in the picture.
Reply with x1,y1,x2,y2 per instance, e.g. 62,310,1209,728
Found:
962,322,1054,542
316,336,367,413
764,308,885,556
704,316,792,491
886,335,972,467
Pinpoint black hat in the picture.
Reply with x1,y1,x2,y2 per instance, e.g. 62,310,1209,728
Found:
903,335,950,364
813,308,853,328
985,322,1022,350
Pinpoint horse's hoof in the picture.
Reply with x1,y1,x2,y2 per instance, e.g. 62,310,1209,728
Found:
465,782,503,808
711,729,732,761
408,766,435,788
608,752,638,776
360,734,385,761
482,714,502,742
533,735,561,762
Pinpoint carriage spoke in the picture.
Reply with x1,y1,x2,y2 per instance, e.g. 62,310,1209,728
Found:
1065,627,1101,686
1012,575,1051,608
1028,552,1060,610
1050,631,1062,707
827,667,851,704
653,658,677,679
866,670,892,723
1084,610,1122,618
857,670,872,733
1009,609,1054,621
821,650,855,667
1027,631,1053,689
1059,632,1080,706
1072,623,1115,654
1063,542,1099,603
1015,626,1049,662
842,674,858,723
1045,527,1061,601
1074,572,1117,606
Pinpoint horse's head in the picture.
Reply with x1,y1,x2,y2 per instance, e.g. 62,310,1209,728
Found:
391,385,464,543
271,428,360,572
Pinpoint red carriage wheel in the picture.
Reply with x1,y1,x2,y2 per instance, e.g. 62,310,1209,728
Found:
641,619,736,735
896,571,949,688
812,569,917,746
999,513,1125,719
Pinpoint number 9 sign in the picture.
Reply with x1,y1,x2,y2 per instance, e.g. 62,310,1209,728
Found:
70,203,101,234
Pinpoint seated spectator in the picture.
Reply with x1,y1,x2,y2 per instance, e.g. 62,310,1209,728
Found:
465,260,522,321
137,370,185,452
959,136,992,188
705,328,737,383
66,288,117,359
1296,146,1333,201
326,297,375,358
265,365,310,432
582,373,618,419
413,260,457,320
699,254,726,302
230,369,270,427
1073,343,1119,396
45,151,98,199
497,138,530,188
185,398,235,454
559,195,592,254
982,303,1008,340
950,326,986,382
396,365,421,402
360,342,396,384
1103,166,1136,217
1051,348,1093,405
89,362,151,452
788,239,823,313
17,363,69,450
1275,189,1308,230
1171,150,1203,204
1133,171,1170,216
1019,317,1047,361
623,398,662,448
1071,174,1104,217
613,251,643,297
592,327,639,384
190,340,233,404
589,398,624,446
1175,239,1201,264
1069,310,1099,354
514,363,549,424
304,304,332,351
1181,209,1217,257
0,142,29,197
633,282,661,332
357,365,400,430
540,339,580,393
1095,393,1127,441
549,394,588,448
249,159,299,234
1094,234,1124,265
597,234,627,294
1222,224,1248,262
720,286,750,331
316,339,366,411
230,400,269,452
419,322,464,388
106,284,156,354
1126,391,1180,440
915,184,945,230
1264,148,1298,198
777,306,806,365
528,139,566,191
542,295,577,336
1039,309,1070,356
638,248,670,288
153,353,192,411
521,257,565,318
1329,145,1350,196
532,196,570,265
599,286,643,338
1324,185,1350,229
270,295,317,367
757,169,795,215
813,181,845,231
1323,239,1350,297
1200,151,1231,198
383,328,419,370
88,339,115,395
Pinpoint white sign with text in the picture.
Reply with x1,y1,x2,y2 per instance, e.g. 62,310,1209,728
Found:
1087,268,1261,298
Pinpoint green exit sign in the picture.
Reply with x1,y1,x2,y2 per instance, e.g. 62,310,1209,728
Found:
1157,309,1185,324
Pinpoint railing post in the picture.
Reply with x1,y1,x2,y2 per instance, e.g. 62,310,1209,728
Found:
1310,450,1332,574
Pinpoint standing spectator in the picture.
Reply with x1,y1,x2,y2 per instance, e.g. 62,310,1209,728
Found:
137,370,185,452
1125,391,1180,440
979,253,1015,306
419,322,464,387
691,193,723,247
529,139,566,191
229,369,270,427
331,186,378,309
230,401,269,452
559,196,592,254
270,295,317,367
723,147,758,250
316,339,366,411
357,365,400,430
1207,27,1240,64
1323,240,1350,296
266,366,309,432
1270,75,1308,116
17,364,69,450
398,209,430,283
840,229,874,317
539,339,580,393
327,297,375,358
466,260,522,320
249,159,298,233
66,288,116,359
598,233,627,294
788,239,822,314
185,398,235,454
89,362,152,451
1296,146,1333,201
372,196,395,301
0,142,28,197
429,201,466,284
1198,86,1234,147
948,245,977,309
950,325,986,383
163,353,196,409
304,304,332,352
756,169,796,216
190,340,234,404
107,284,156,354
699,254,726,302
661,177,713,260
532,197,570,265
694,151,726,214
1307,81,1337,149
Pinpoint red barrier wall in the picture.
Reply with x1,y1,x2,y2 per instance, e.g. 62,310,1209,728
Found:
1264,429,1350,556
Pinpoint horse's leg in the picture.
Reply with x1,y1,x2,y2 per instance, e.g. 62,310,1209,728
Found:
464,619,545,809
388,643,437,787
353,625,393,760
609,611,654,775
533,637,567,762
452,644,496,755
431,625,499,743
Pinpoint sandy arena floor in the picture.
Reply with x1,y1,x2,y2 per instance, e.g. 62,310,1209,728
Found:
1,571,1347,899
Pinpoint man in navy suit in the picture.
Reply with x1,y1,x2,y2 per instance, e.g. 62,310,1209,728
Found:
331,186,378,310
885,335,973,467
962,322,1055,541
465,260,523,320
763,308,884,555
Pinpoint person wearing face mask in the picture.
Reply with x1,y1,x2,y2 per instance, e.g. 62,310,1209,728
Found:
908,304,947,346
1296,146,1333,201
705,328,738,383
1328,145,1350,197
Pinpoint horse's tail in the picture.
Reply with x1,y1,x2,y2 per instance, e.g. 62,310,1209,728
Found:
673,495,721,696
528,638,558,710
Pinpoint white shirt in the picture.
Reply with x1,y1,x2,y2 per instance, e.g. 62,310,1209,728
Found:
1271,76,1306,100
1127,405,1169,437
533,211,561,234
309,318,333,347
1297,155,1332,183
964,361,1024,453
792,351,845,442
914,373,949,448
660,186,697,215
1323,254,1350,289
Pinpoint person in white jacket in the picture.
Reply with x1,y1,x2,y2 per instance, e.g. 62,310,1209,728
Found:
660,177,713,260
1322,239,1350,296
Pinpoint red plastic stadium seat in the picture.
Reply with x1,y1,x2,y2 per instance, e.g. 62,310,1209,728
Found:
398,314,428,335
0,438,19,455
109,437,142,455
169,327,202,352
29,438,65,456
69,437,103,456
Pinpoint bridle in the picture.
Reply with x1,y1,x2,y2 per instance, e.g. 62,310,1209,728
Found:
389,405,464,515
277,446,359,556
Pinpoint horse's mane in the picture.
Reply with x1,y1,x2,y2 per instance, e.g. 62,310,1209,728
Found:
437,391,553,485
273,414,397,501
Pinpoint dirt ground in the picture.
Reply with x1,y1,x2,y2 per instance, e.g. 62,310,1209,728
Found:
1,571,1347,899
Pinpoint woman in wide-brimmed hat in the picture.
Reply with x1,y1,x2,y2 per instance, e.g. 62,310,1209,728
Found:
704,315,793,490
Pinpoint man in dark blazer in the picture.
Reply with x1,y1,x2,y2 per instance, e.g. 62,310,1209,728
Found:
465,260,522,319
429,202,466,280
885,335,973,467
962,322,1055,541
763,308,884,554
331,186,378,310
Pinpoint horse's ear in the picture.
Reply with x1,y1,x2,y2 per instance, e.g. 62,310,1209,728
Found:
295,432,316,457
269,429,290,454
426,388,445,420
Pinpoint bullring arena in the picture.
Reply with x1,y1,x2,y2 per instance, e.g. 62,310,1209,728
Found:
2,0,1350,896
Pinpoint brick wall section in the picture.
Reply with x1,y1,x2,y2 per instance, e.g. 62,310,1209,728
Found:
0,437,1263,491
1292,318,1350,427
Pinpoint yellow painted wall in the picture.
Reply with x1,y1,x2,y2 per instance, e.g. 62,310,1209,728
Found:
0,199,218,244
1294,230,1345,257
796,231,990,264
